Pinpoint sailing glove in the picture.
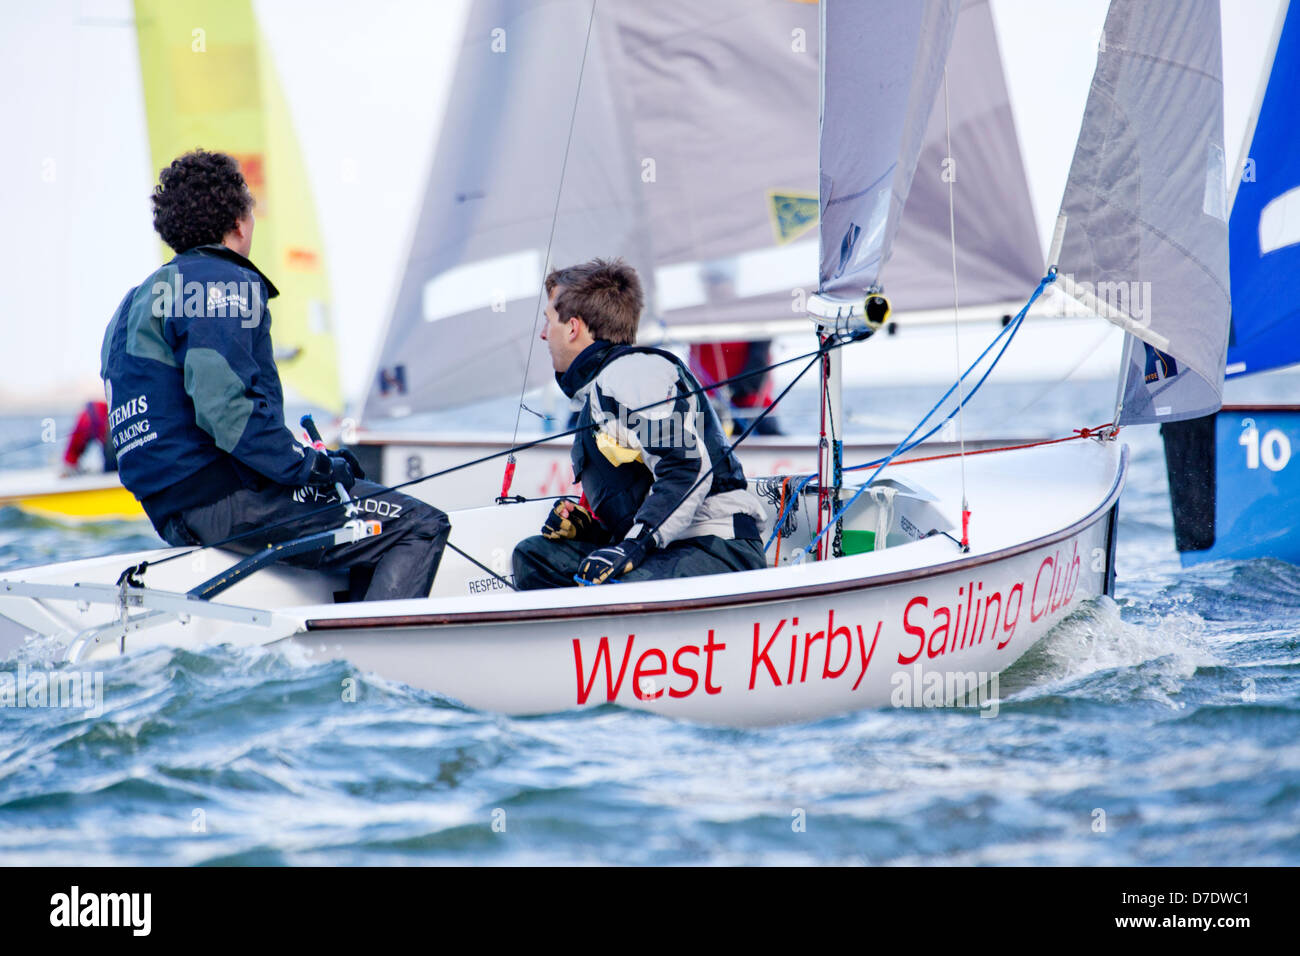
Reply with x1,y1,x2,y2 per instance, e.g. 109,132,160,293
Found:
575,526,654,586
307,449,357,491
329,448,366,482
542,500,605,542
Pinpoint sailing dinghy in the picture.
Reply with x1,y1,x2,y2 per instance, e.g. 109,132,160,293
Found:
0,469,140,523
0,0,1229,727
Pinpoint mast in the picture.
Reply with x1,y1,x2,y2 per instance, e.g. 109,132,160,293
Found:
809,0,960,558
816,331,842,562
815,0,836,562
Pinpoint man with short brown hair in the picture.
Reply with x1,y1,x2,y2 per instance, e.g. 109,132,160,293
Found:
544,258,643,345
512,258,767,589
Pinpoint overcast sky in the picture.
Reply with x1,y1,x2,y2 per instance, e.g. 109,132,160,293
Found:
0,0,1283,411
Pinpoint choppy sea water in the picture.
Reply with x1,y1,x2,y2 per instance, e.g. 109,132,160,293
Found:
1,369,1298,866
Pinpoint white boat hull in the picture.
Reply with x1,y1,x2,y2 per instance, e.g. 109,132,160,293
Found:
299,517,1112,726
0,439,1126,728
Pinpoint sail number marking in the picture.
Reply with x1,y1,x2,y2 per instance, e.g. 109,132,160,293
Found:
1239,418,1291,472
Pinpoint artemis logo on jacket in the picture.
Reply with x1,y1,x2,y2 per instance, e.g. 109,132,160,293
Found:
150,274,262,327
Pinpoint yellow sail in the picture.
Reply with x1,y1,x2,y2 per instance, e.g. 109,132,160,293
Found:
133,0,342,412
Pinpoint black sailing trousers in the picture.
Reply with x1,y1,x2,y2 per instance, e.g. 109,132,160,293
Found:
159,479,450,601
512,533,765,590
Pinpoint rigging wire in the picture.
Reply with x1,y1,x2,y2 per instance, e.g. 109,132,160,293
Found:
502,0,598,497
445,540,517,592
794,270,1059,560
634,351,823,552
0,438,54,460
124,333,870,575
997,318,1119,428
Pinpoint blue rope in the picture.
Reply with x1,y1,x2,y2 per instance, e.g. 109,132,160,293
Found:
763,473,818,552
794,269,1058,560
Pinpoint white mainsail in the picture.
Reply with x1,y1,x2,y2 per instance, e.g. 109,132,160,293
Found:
886,0,1043,311
816,0,960,306
362,0,1042,421
1054,0,1231,425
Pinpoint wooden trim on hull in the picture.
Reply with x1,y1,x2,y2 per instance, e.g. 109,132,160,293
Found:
305,443,1128,631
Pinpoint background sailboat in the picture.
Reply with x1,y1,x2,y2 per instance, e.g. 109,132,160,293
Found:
354,0,1063,505
1164,0,1300,565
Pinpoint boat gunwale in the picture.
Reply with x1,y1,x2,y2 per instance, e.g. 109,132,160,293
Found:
1219,404,1300,412
304,441,1128,631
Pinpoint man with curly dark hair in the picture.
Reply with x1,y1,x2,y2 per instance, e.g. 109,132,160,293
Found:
150,148,256,255
100,149,449,601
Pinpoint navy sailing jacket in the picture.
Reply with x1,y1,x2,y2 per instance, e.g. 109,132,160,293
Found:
100,244,317,529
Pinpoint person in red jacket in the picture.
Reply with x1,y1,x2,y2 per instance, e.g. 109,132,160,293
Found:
689,340,782,436
61,400,117,476
686,263,781,436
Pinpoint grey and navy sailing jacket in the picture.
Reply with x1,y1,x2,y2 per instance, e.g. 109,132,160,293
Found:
559,341,767,547
100,244,315,530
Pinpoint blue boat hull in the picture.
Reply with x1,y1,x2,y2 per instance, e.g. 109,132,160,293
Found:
1180,405,1300,566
